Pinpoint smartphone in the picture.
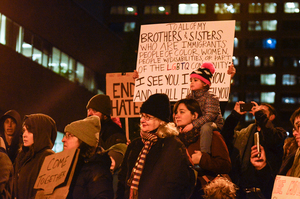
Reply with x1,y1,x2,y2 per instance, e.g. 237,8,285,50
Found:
254,132,261,158
240,103,254,112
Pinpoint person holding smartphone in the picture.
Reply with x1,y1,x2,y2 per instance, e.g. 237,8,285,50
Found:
221,101,286,199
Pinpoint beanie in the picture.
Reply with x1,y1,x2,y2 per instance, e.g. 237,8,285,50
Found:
190,62,215,86
140,93,170,123
64,116,100,147
86,94,112,116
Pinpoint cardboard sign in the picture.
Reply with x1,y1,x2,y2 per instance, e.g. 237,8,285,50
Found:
106,72,142,118
133,20,236,102
34,148,79,198
271,175,300,198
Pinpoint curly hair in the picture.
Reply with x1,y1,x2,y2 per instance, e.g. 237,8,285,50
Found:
203,177,237,199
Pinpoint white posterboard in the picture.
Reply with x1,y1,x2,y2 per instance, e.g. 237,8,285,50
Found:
133,20,235,102
271,175,300,198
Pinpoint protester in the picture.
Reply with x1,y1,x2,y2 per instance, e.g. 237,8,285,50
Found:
185,62,224,154
173,98,231,198
14,114,57,199
86,94,127,197
0,110,22,163
0,137,13,199
62,116,114,199
221,101,286,198
203,176,237,199
116,94,195,199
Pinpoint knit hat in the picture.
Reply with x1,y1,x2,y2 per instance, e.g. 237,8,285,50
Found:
64,116,100,147
86,94,111,116
140,93,170,123
190,62,215,86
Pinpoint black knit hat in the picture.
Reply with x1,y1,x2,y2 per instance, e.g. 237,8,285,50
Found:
140,93,170,123
86,94,111,116
190,62,215,86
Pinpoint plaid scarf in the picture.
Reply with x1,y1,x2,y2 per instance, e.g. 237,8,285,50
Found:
129,130,158,199
178,128,200,147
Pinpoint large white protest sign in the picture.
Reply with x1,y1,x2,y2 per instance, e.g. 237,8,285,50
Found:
133,20,235,102
271,175,300,198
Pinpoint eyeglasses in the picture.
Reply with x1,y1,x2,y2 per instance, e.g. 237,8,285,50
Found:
140,114,155,121
64,133,74,139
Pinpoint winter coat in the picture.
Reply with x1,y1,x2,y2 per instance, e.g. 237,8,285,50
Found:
67,152,114,199
14,114,57,199
221,110,286,199
116,134,195,199
0,147,13,199
0,110,22,163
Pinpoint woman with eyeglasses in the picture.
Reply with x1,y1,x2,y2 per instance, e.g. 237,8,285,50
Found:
14,114,57,199
62,116,114,199
116,93,195,199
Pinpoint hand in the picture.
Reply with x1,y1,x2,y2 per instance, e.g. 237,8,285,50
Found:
133,70,139,79
227,63,236,79
249,101,260,116
233,101,247,115
250,144,266,170
181,123,193,133
191,150,202,165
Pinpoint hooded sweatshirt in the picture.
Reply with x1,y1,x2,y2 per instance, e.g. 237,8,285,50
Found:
14,114,57,199
0,110,22,163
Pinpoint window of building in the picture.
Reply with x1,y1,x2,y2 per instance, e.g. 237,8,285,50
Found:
21,29,33,58
144,5,171,14
199,4,206,14
49,47,60,73
283,57,300,67
179,4,199,14
232,56,239,66
284,2,300,13
282,74,297,85
0,14,6,45
246,39,262,49
124,22,135,32
229,92,239,103
110,6,138,15
245,92,260,103
247,56,261,67
263,56,275,67
263,38,276,49
261,92,275,103
60,52,69,77
282,39,300,49
214,3,240,14
248,21,262,31
282,96,300,104
234,38,238,48
246,75,260,85
68,57,76,82
261,74,276,85
76,62,85,84
264,3,277,13
249,3,262,13
235,21,241,31
32,36,43,64
262,20,277,31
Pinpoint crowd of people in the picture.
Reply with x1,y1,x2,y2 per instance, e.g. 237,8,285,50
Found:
0,61,299,199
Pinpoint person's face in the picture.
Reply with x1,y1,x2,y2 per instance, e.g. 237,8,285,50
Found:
260,105,271,118
293,116,300,147
190,77,206,91
4,118,16,136
22,125,34,147
87,108,102,118
62,132,80,150
140,113,160,133
174,103,196,127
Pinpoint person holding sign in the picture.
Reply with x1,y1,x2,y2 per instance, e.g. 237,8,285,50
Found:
116,94,195,199
173,98,231,198
14,114,57,199
62,116,114,199
185,62,224,154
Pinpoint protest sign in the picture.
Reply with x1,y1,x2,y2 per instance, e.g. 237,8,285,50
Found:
106,72,142,118
34,148,79,198
271,175,300,198
133,20,235,102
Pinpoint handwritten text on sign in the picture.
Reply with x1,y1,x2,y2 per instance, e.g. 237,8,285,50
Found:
133,21,235,102
271,175,300,198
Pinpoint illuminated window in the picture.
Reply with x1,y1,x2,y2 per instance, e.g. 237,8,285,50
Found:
179,4,199,14
229,92,239,103
110,6,137,15
261,92,275,103
49,47,60,73
262,20,277,31
247,56,261,67
245,92,260,103
248,21,262,31
245,113,255,122
261,74,276,85
214,3,240,14
144,5,171,14
0,14,6,45
232,56,239,66
284,2,300,13
52,132,64,153
282,96,299,104
22,29,33,58
249,3,262,13
68,57,76,82
76,62,84,84
235,21,241,31
60,52,69,77
234,38,238,48
124,22,135,32
283,57,300,67
264,3,277,13
32,37,43,64
263,38,276,49
263,56,275,67
282,74,296,85
199,4,206,14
